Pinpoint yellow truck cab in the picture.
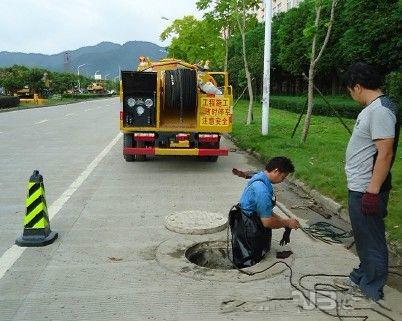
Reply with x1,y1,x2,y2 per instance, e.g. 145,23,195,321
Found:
120,58,233,162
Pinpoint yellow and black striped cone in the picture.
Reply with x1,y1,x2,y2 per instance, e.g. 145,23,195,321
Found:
15,170,58,247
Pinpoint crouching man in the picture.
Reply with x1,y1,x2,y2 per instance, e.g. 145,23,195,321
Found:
229,156,300,268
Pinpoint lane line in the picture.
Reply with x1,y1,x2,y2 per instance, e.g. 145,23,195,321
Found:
65,113,75,117
35,119,49,125
0,132,122,281
84,108,93,112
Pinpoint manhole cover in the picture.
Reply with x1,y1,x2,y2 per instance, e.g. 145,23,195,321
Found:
185,241,234,270
164,210,227,235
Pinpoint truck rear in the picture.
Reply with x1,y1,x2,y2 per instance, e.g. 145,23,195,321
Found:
120,59,233,162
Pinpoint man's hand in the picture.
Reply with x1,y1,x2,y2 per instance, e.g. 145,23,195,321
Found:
286,218,300,230
361,192,380,215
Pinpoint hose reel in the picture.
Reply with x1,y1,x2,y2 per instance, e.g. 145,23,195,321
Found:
163,68,197,121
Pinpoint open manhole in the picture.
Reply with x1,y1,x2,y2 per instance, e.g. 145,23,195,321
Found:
185,241,234,270
156,236,293,282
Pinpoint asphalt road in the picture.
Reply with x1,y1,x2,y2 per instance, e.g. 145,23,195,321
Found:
0,98,400,320
0,98,119,257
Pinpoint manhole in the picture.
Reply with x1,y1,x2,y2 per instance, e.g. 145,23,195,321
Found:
164,210,227,235
185,241,234,270
156,236,294,282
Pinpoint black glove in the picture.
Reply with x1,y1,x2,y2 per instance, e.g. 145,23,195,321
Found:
280,227,292,246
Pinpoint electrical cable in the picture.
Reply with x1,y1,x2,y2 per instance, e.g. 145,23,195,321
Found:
303,222,353,244
225,213,396,320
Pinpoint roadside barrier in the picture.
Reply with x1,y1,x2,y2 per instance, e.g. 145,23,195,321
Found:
15,170,58,247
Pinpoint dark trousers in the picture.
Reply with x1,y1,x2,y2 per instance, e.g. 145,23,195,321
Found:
348,190,389,301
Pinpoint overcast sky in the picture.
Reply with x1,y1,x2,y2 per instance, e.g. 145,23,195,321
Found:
0,0,201,54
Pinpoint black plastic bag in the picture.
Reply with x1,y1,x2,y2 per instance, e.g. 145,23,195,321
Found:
228,204,272,268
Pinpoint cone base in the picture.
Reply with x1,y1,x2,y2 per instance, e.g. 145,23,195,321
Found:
15,231,58,247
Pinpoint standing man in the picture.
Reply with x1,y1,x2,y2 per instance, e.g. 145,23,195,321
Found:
337,62,400,301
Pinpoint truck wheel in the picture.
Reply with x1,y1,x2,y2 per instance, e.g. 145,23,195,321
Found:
123,134,135,162
205,156,218,162
135,141,146,162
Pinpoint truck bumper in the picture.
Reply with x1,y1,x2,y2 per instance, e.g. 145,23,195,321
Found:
123,147,229,156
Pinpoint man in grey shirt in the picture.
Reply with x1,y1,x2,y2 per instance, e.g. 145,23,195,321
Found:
335,62,400,301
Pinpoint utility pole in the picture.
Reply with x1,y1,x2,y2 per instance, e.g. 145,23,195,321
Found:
262,0,272,135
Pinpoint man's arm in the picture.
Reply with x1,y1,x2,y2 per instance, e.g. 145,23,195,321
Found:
366,138,394,194
260,213,300,229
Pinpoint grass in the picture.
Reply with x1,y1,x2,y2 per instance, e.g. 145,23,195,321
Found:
232,99,402,242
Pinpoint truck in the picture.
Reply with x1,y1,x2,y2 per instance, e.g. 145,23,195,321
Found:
87,81,106,94
120,58,233,162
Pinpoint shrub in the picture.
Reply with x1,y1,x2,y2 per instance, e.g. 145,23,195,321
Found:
385,71,402,104
269,95,362,119
61,93,105,99
0,96,20,109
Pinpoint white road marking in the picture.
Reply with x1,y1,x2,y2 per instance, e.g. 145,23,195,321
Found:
0,132,122,281
65,113,75,117
85,108,93,112
35,119,49,125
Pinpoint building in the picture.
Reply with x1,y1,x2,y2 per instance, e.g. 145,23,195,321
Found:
272,0,303,15
256,0,303,21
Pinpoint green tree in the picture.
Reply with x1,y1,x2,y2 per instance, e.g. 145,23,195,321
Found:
0,65,29,94
160,15,225,67
49,72,76,94
196,0,260,124
302,0,338,143
339,0,401,75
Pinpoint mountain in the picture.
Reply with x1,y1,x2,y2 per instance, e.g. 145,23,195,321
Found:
0,41,167,78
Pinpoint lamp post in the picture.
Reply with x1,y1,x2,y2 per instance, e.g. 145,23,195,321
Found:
262,0,272,136
77,64,86,92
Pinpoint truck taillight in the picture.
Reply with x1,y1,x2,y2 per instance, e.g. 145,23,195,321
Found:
199,134,219,143
176,133,190,141
134,133,155,141
120,111,123,121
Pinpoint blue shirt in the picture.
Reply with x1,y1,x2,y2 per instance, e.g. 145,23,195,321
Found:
239,171,274,218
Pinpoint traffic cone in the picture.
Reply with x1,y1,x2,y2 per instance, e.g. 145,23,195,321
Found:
15,170,58,247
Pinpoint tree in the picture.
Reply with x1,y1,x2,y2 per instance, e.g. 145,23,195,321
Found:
301,0,338,143
26,68,47,95
197,0,260,124
0,65,29,94
197,0,238,71
339,0,402,75
160,15,225,67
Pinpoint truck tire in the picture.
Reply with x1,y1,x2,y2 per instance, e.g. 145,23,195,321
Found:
123,134,135,162
206,156,218,162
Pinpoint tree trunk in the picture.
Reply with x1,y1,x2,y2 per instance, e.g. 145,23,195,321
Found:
302,64,315,142
237,2,253,125
301,0,337,143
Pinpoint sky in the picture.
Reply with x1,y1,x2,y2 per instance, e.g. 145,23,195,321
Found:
0,0,201,54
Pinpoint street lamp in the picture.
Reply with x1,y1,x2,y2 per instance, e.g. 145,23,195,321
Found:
262,0,272,135
77,63,86,92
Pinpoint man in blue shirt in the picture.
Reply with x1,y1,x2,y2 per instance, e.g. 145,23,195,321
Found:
239,156,300,230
